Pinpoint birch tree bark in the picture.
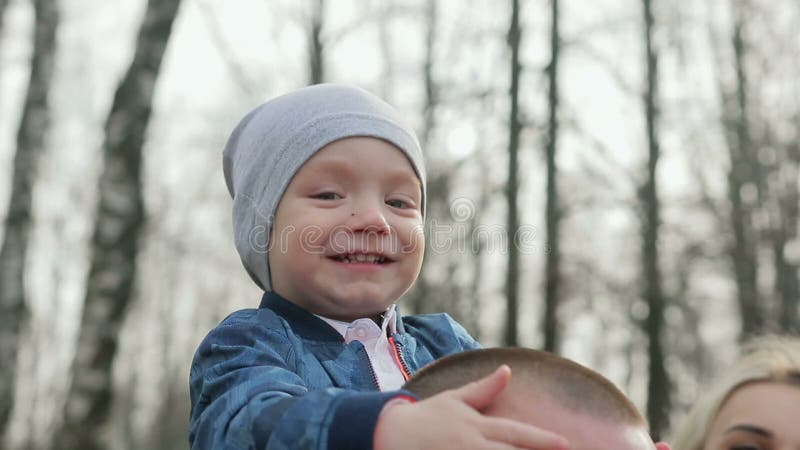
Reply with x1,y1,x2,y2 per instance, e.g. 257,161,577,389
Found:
0,0,58,440
57,0,182,448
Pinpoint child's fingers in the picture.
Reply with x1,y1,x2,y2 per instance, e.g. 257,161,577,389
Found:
481,416,569,450
479,444,536,450
452,365,512,410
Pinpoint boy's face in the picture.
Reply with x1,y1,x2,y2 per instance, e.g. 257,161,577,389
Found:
268,136,424,321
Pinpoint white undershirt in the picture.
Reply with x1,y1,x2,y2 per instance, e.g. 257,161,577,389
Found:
316,305,406,391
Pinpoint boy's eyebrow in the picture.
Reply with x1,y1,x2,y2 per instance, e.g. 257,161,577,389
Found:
383,168,422,188
314,158,421,188
724,424,773,438
312,158,355,174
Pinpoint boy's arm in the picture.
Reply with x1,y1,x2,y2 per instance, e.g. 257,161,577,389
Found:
188,319,410,450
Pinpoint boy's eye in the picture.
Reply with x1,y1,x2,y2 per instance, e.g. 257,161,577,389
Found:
312,192,342,200
386,198,410,209
728,441,767,450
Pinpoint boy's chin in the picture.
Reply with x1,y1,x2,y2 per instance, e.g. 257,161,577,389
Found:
331,290,397,309
327,306,387,322
325,298,393,321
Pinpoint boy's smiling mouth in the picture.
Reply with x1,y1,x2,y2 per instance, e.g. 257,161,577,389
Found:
329,252,392,264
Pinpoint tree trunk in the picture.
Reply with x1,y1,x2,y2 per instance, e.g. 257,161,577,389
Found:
420,0,437,150
542,0,561,354
0,0,10,45
503,0,522,347
57,1,182,448
308,0,324,84
0,0,58,440
377,3,396,101
466,182,487,339
773,145,799,332
640,0,670,438
408,0,439,315
725,4,763,340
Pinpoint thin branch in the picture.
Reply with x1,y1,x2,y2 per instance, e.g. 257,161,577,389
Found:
196,0,262,97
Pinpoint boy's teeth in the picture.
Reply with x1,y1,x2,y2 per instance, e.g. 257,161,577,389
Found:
336,254,386,263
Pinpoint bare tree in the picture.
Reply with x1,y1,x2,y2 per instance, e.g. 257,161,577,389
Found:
503,0,522,347
0,0,58,440
770,142,799,332
308,0,325,84
407,0,440,315
420,0,438,153
56,0,182,448
0,0,10,46
542,0,562,353
196,0,261,98
464,118,494,339
376,2,396,101
639,0,670,438
722,2,764,339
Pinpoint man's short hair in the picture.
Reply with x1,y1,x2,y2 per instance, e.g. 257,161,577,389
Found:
404,347,647,428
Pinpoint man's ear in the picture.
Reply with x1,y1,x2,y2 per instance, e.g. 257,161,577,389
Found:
654,442,671,450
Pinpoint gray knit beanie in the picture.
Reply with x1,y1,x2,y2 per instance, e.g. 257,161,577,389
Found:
222,83,427,291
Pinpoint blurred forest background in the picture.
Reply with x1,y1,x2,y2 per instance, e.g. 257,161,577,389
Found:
0,0,798,448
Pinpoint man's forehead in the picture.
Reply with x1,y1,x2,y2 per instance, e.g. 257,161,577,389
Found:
491,394,655,450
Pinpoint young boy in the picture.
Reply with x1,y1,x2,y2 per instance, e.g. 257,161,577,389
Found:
188,84,568,450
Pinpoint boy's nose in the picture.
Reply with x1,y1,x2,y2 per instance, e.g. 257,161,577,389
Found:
347,203,390,234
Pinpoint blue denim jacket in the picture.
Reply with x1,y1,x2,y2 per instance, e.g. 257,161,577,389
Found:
189,292,480,450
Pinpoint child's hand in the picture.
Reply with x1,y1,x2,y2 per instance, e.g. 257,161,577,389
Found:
374,365,570,450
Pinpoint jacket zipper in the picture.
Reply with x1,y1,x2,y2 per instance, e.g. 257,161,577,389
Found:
362,345,382,390
388,336,411,381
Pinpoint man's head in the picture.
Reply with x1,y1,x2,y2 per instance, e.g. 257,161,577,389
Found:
404,348,665,450
223,84,427,300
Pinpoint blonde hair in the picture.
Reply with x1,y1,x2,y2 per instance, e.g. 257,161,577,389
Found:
671,336,800,450
404,347,647,427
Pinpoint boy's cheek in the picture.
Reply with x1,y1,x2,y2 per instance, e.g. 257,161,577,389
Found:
298,225,327,250
402,226,425,256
